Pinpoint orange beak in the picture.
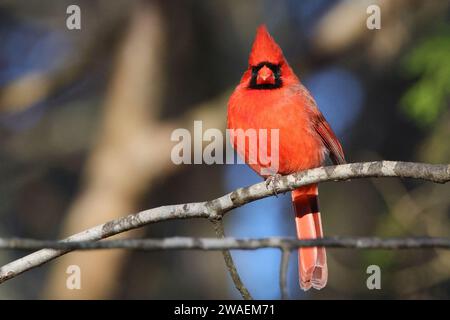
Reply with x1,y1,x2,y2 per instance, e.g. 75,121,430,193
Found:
256,65,275,85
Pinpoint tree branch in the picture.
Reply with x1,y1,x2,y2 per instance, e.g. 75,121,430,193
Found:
279,247,290,300
211,219,253,300
0,161,448,284
3,236,450,251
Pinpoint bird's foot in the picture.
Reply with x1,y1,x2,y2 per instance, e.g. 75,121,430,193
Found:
265,174,283,197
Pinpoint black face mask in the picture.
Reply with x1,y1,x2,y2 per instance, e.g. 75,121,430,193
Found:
248,62,282,90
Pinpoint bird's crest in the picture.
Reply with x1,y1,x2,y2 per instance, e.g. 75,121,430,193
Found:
249,25,284,66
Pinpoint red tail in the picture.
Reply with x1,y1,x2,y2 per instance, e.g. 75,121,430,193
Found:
292,184,327,290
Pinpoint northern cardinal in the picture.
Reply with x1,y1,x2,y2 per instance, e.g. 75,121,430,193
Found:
227,25,346,290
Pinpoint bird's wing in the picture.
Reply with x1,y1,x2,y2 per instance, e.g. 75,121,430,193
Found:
312,112,346,165
297,84,346,165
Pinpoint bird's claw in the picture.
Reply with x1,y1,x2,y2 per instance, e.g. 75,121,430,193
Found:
265,174,283,197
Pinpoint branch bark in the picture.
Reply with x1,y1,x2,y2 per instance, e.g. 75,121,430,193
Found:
211,219,253,300
3,236,450,251
0,161,448,283
279,248,290,300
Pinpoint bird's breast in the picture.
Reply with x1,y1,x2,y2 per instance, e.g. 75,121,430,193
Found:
227,87,325,176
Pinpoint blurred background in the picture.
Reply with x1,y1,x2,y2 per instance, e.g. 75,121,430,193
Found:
0,0,449,299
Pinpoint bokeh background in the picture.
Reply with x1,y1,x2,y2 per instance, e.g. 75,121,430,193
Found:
0,0,449,299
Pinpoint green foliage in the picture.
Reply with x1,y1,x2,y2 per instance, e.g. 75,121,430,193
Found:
361,212,403,270
362,250,395,270
401,35,450,127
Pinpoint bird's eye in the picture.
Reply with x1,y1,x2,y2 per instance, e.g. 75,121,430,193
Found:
252,67,258,77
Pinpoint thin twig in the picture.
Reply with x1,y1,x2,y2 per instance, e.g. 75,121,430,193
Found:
2,236,450,251
211,220,253,300
279,247,290,300
0,161,449,283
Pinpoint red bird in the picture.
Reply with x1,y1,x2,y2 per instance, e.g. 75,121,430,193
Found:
227,25,346,290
